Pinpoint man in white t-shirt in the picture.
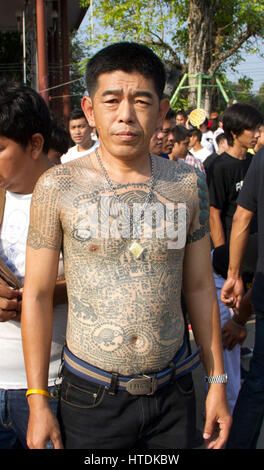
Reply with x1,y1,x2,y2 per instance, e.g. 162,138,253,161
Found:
188,127,212,162
0,81,67,449
199,119,215,154
61,108,99,163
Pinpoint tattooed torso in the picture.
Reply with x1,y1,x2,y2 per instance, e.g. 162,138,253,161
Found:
28,153,209,375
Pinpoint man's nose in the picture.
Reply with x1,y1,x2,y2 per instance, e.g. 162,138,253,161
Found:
118,99,135,123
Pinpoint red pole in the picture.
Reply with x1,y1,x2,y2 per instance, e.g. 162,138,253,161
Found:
60,0,71,125
36,0,49,105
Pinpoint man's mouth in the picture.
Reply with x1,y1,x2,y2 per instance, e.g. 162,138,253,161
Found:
115,131,138,141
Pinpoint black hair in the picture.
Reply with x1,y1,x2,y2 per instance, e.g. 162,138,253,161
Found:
223,103,264,146
0,80,51,153
215,132,227,146
176,109,186,118
189,127,202,142
165,108,176,121
209,118,219,132
69,108,87,122
50,120,71,155
85,42,166,100
173,125,189,143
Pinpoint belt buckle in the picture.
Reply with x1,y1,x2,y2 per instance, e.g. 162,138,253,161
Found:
126,375,157,395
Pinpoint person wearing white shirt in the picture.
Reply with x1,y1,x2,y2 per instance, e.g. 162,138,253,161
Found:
61,108,99,164
0,81,67,449
199,119,215,154
188,128,211,162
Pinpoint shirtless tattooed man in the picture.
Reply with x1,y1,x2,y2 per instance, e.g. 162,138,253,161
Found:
21,42,231,449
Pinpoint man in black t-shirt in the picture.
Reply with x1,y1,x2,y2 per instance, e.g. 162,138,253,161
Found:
208,103,263,248
221,147,264,448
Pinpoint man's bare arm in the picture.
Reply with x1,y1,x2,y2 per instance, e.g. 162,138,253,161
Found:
183,233,232,449
209,206,225,248
21,246,63,449
21,168,65,449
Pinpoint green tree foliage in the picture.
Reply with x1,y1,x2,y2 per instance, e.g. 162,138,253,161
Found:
69,31,90,109
80,0,264,71
80,0,264,111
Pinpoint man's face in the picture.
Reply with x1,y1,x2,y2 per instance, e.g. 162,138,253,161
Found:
176,114,186,126
235,126,261,150
149,127,164,156
69,117,92,148
0,136,33,192
256,124,264,149
162,119,176,154
82,70,169,160
188,134,197,149
171,137,190,160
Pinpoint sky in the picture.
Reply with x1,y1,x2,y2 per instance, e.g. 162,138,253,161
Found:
226,52,264,93
78,9,264,94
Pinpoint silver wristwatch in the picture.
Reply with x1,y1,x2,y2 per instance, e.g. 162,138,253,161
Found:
205,373,228,384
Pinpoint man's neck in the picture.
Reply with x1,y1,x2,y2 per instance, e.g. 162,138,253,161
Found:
169,154,179,161
193,142,203,152
226,143,247,160
94,146,152,184
77,140,93,153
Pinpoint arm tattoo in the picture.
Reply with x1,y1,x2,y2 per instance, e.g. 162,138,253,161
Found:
27,167,65,251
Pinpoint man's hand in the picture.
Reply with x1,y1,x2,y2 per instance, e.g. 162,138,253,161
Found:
220,277,244,309
203,385,232,449
27,397,63,449
222,288,253,349
0,278,23,322
222,317,247,350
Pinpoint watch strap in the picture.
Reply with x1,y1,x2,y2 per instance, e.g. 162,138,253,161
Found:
205,373,228,384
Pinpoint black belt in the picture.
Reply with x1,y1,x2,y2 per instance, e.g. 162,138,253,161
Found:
63,338,201,396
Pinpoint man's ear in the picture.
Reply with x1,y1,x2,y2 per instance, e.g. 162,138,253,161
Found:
30,133,44,159
230,130,237,143
157,98,170,128
82,96,95,127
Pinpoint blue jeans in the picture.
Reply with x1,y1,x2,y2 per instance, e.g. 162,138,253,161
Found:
226,310,264,448
57,366,196,449
0,386,59,449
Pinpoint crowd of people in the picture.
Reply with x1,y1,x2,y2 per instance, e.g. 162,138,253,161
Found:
0,41,263,451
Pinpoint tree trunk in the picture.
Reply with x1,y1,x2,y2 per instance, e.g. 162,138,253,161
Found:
188,0,219,113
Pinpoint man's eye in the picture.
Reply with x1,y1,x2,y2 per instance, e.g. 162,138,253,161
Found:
105,99,118,104
135,99,149,105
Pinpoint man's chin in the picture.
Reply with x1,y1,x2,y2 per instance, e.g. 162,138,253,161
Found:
163,147,173,155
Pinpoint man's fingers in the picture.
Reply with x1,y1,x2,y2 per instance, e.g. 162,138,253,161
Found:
0,309,18,322
0,297,20,310
204,418,232,449
235,295,243,310
52,432,64,449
